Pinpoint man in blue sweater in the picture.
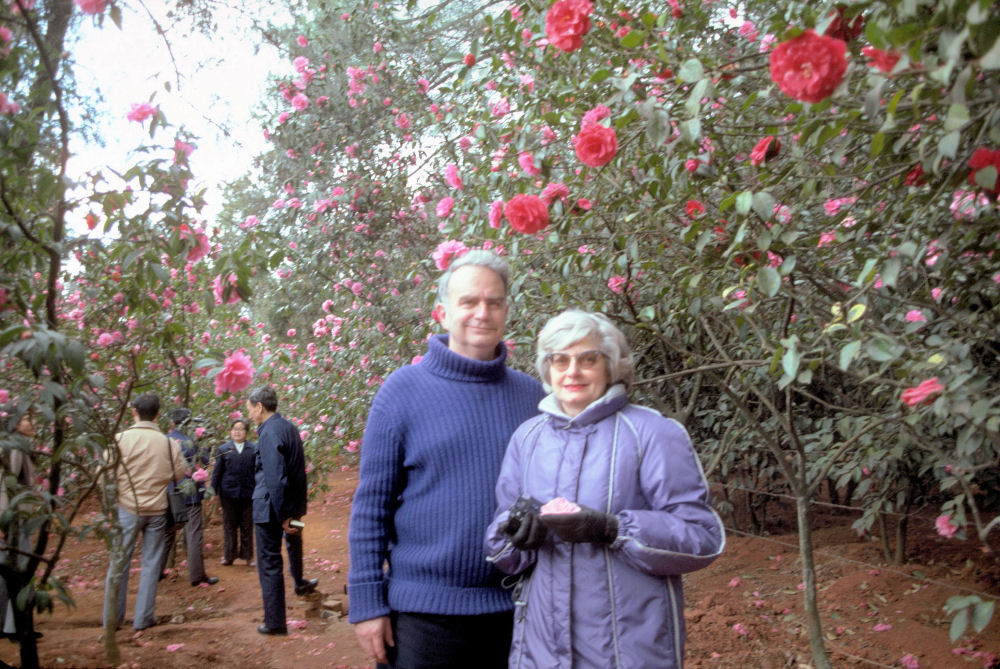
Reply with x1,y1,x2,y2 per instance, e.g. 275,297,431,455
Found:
349,250,545,668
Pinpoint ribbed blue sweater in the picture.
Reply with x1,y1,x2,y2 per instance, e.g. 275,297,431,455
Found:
348,334,545,623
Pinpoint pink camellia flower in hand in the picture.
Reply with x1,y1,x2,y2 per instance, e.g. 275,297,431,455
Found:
769,30,848,103
214,351,254,395
504,194,549,234
545,0,594,52
900,378,944,407
74,0,108,14
750,135,781,166
574,123,617,167
968,147,1000,195
191,467,209,483
935,514,958,538
126,102,158,123
431,239,469,271
540,497,581,514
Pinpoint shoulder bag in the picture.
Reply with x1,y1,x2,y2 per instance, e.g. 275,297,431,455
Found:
165,436,188,530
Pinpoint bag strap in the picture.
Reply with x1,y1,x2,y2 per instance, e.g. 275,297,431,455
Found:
166,434,180,484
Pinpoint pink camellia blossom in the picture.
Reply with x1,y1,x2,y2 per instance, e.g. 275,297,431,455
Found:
904,309,926,323
291,93,309,110
732,623,749,636
0,389,9,404
74,0,108,14
872,623,893,632
541,182,569,205
96,332,114,347
540,497,581,514
394,112,411,129
191,467,209,483
296,35,308,47
900,654,920,669
432,239,469,270
685,158,700,173
750,135,781,166
444,163,463,190
287,328,297,337
817,231,836,247
436,196,454,218
194,426,206,439
769,30,848,103
488,199,504,229
166,643,185,652
545,0,594,53
901,378,944,407
491,98,510,117
504,194,549,234
518,151,542,175
968,147,1000,195
186,230,210,263
574,123,617,167
212,273,241,305
417,78,430,94
861,46,901,73
935,514,958,538
126,102,158,123
608,275,628,294
580,104,611,129
214,351,254,395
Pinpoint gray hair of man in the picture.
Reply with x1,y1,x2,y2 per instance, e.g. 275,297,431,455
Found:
435,249,510,307
535,310,635,391
247,385,278,412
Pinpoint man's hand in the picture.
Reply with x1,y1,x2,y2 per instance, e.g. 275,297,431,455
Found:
353,616,394,664
281,518,301,535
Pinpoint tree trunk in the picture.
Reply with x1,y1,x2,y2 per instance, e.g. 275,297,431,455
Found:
795,496,832,669
102,531,125,665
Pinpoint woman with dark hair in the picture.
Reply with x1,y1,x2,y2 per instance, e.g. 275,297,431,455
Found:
211,419,257,566
485,310,725,669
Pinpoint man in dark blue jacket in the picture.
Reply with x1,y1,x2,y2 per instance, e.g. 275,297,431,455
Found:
246,386,317,635
164,408,218,587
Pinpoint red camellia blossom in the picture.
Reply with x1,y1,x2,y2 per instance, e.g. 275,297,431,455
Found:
685,200,706,218
463,53,476,66
750,135,781,166
861,46,901,73
769,30,848,103
904,164,926,187
545,0,594,53
824,6,864,43
74,0,108,14
573,123,617,167
504,194,550,234
900,378,944,407
968,147,1000,195
215,351,255,395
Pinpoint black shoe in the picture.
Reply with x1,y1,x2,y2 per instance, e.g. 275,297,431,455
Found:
257,624,287,636
294,577,318,596
191,576,220,586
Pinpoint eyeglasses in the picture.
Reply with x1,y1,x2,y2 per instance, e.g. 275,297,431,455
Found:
545,350,605,371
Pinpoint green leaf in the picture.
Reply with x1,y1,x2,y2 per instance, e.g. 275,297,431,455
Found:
938,131,960,158
974,166,998,192
981,33,1000,69
839,341,861,371
881,257,901,288
736,191,753,215
752,192,775,221
638,305,656,322
678,58,704,83
950,607,969,642
781,338,800,379
972,600,995,633
944,103,970,131
620,30,645,48
686,79,709,117
870,133,886,158
847,304,866,323
756,267,780,298
589,69,611,84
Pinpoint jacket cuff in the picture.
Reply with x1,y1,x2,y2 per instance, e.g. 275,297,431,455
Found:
347,580,390,624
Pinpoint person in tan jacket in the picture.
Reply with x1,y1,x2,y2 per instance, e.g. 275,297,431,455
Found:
102,393,186,632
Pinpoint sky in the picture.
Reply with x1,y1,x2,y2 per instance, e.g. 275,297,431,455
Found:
69,0,289,228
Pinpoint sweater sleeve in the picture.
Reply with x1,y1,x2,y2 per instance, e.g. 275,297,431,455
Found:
611,416,725,576
347,399,404,623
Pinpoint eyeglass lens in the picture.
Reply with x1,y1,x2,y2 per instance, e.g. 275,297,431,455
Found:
549,350,602,371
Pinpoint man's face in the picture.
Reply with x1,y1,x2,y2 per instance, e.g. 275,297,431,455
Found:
246,400,263,425
440,265,509,361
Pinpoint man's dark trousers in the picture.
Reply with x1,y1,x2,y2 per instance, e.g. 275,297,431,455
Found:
255,519,286,630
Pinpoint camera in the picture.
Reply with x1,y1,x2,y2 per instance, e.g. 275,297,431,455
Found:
507,494,542,526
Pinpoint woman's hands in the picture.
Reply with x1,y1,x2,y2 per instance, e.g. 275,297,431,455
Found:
541,504,618,544
499,495,548,550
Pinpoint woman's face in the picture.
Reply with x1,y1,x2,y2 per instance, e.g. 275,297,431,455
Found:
230,422,248,442
16,415,35,438
547,337,610,418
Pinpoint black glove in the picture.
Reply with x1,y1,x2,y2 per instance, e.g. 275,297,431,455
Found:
540,504,618,544
499,495,547,550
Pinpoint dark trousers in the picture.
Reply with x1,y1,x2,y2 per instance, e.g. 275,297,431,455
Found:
255,521,309,629
375,610,513,669
220,497,253,562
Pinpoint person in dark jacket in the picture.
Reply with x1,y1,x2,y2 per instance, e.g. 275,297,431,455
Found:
485,310,725,669
163,408,218,587
246,385,317,636
211,419,257,566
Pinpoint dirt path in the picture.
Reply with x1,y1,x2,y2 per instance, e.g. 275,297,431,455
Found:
3,465,998,668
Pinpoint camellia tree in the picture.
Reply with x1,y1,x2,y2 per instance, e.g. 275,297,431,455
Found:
221,0,999,665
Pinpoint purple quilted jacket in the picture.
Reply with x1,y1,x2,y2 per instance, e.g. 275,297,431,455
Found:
485,385,725,669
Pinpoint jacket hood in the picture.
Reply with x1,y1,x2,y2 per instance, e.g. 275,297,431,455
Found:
538,383,628,427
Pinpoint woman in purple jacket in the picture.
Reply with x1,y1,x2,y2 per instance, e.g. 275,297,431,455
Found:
485,310,725,669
